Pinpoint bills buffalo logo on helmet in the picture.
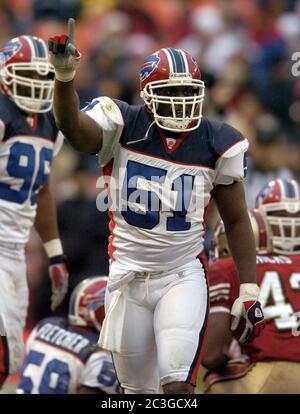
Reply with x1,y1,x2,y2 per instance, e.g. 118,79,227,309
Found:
82,287,106,310
256,183,273,206
140,53,160,82
0,39,22,68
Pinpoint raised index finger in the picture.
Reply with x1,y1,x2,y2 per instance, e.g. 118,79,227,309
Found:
67,18,76,43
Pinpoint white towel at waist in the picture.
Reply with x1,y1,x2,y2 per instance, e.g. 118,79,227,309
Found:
98,259,203,353
98,270,136,353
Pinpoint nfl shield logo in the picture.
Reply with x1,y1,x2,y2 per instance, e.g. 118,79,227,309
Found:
166,137,176,149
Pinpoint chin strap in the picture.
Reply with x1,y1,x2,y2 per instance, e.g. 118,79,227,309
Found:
160,117,190,131
127,120,156,145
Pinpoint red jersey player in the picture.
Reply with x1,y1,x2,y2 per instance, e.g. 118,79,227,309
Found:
203,178,300,393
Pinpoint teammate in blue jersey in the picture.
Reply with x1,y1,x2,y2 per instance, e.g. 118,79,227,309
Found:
48,19,265,394
17,276,120,394
0,35,69,387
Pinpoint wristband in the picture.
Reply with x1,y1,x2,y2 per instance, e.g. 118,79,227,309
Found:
44,238,63,258
54,69,76,83
239,283,260,298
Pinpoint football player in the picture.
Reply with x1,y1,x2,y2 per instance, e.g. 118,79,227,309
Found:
203,178,300,393
0,35,69,388
47,18,264,394
17,276,119,394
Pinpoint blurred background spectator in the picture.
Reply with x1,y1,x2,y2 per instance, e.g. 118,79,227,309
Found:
1,0,300,327
245,113,293,206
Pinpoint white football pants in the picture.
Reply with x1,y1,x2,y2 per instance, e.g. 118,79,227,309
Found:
104,259,209,394
0,243,28,375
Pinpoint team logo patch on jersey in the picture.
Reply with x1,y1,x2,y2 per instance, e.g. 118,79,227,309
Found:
25,116,35,128
166,137,176,149
0,39,22,68
140,54,160,82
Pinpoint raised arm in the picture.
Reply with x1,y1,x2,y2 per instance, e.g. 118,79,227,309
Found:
48,18,102,154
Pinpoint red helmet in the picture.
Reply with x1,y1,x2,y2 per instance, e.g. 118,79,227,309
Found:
68,276,108,331
140,48,205,132
0,35,54,113
255,179,300,255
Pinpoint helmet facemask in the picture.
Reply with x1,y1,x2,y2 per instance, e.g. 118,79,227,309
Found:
141,76,205,132
0,61,54,113
259,202,300,255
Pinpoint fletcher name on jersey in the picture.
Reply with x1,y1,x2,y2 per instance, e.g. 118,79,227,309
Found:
17,277,119,394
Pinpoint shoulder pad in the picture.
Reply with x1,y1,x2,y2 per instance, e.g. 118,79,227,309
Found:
209,120,248,158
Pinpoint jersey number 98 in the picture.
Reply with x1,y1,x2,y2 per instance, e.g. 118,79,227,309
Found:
0,142,53,205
